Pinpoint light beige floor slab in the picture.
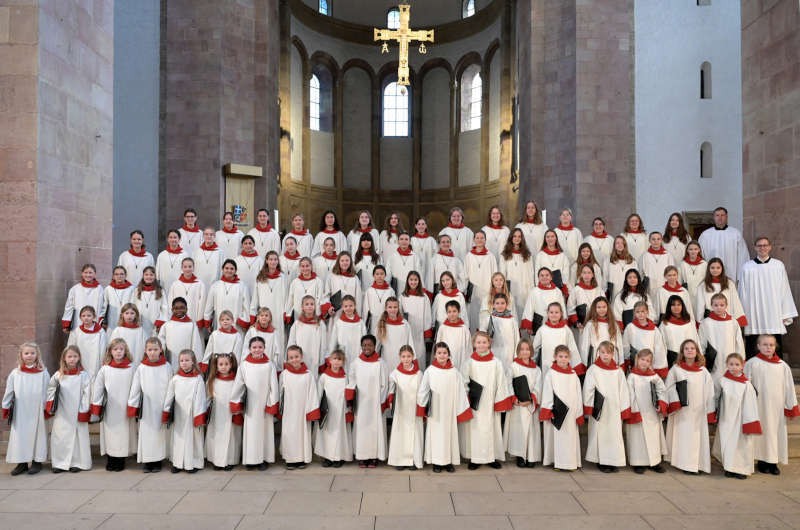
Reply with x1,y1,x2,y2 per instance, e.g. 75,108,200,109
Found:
644,514,795,530
0,471,58,490
360,491,454,515
331,473,410,492
134,471,235,491
77,490,186,514
238,515,376,530
0,489,100,513
510,515,652,530
497,471,580,491
266,491,362,515
46,469,146,490
662,489,800,514
98,513,244,530
409,474,502,492
573,491,679,515
375,515,514,530
0,513,110,530
224,472,334,491
451,492,585,515
571,469,689,491
170,490,274,515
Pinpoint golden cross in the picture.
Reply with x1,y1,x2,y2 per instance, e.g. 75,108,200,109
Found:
374,5,434,86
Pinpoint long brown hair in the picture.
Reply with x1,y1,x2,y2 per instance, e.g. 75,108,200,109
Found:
585,297,619,341
103,338,133,365
116,303,141,327
383,212,406,242
703,257,730,292
610,236,634,264
576,243,600,267
377,296,401,341
484,205,505,227
349,210,375,234
540,229,563,251
354,233,379,264
136,266,163,299
518,200,543,224
621,269,648,304
59,345,83,374
623,213,645,233
501,228,531,261
677,339,706,367
332,251,354,275
256,250,282,282
402,271,425,297
487,272,512,310
662,212,690,244
207,353,238,398
577,263,598,288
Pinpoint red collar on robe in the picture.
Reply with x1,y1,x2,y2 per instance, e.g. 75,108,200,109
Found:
413,232,430,239
120,322,141,329
221,226,238,234
551,362,574,374
245,354,270,364
591,231,608,238
62,368,82,375
521,217,538,224
633,319,656,330
514,357,537,368
171,315,192,323
299,273,317,281
397,360,419,375
178,368,201,377
128,247,148,257
647,247,667,255
323,367,346,378
486,224,505,230
359,352,380,362
631,367,655,376
577,281,595,290
291,229,309,236
221,275,240,284
358,227,373,233
110,280,132,289
80,323,102,334
141,284,156,291
298,316,318,325
265,270,281,279
447,223,465,229
182,224,200,233
361,250,374,256
724,371,748,383
756,353,781,364
406,289,425,297
254,223,273,232
255,324,274,333
109,359,131,369
596,317,609,323
626,228,644,234
179,274,198,284
218,327,238,334
667,316,689,326
545,319,567,329
215,372,236,381
284,363,309,374
80,280,99,288
440,288,460,297
283,251,300,260
20,364,43,373
340,313,361,323
388,228,399,234
684,256,704,265
385,316,404,325
511,249,522,254
663,282,683,292
594,358,618,370
537,282,555,290
708,312,731,322
470,247,488,255
679,361,703,372
338,271,354,278
397,247,412,256
471,351,494,362
142,355,167,366
200,242,218,251
710,277,722,283
322,228,339,234
432,359,454,369
437,250,454,257
165,246,183,254
541,247,561,256
372,281,389,290
558,224,575,231
321,252,337,260
443,318,464,327
241,250,258,257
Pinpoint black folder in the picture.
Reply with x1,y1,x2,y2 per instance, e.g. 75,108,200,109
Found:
591,390,605,421
629,345,638,366
468,379,483,410
681,282,688,290
240,386,248,412
50,380,61,414
512,375,531,403
534,347,542,367
390,277,398,294
486,316,495,338
551,270,564,289
552,393,569,430
667,349,678,368
135,395,143,421
705,343,718,373
575,303,587,325
286,311,295,327
6,391,13,425
166,400,175,427
205,398,213,426
587,345,595,365
319,391,329,429
605,282,614,301
279,388,285,417
425,391,432,418
531,313,544,335
433,283,440,297
641,276,650,291
506,280,511,292
347,387,357,415
330,291,343,312
703,308,711,319
402,312,409,321
465,282,475,303
365,314,372,331
356,270,363,282
676,379,689,407
622,309,634,328
650,381,659,408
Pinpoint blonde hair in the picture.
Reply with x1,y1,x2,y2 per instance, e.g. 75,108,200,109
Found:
103,338,133,365
633,301,649,315
218,310,235,323
487,272,511,310
254,307,273,326
328,349,345,362
634,348,654,365
725,352,744,364
377,296,401,341
59,345,83,374
596,340,616,360
18,342,44,370
117,303,141,326
472,330,492,347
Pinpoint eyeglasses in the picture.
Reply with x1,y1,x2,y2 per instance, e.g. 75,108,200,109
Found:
755,244,770,248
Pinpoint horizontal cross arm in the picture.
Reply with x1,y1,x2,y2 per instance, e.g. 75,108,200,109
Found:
374,28,400,41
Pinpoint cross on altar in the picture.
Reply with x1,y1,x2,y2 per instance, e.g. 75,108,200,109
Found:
374,5,434,86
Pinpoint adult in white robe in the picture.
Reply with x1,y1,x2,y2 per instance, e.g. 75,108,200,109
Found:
697,209,749,281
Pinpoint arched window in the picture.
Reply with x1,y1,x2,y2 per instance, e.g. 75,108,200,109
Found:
383,81,410,137
460,64,482,132
310,66,333,132
700,142,712,178
387,7,400,29
310,75,321,131
462,0,475,18
319,0,330,15
700,62,712,99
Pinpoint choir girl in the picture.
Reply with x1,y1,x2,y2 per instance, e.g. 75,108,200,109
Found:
639,232,675,300
479,272,518,330
539,345,584,471
698,293,745,378
656,265,694,322
483,293,520,369
553,208,583,264
91,338,136,471
314,350,353,467
163,349,207,473
203,259,251,331
567,263,604,329
515,200,548,255
279,236,302,282
279,345,321,469
128,337,172,472
193,227,224,289
499,228,535,318
433,300,470,367
327,295,367,367
662,212,691,264
431,271,470,331
158,297,204,371
217,211,245,260
234,235,264,294
67,305,107,379
579,297,624,367
612,269,655,330
622,301,668,376
109,304,148,369
249,251,288,339
104,265,134,333
621,213,648,260
376,297,415,370
247,208,281,256
481,206,510,262
625,348,667,474
205,353,242,470
520,268,566,337
354,233,381,293
379,211,404,260
569,243,605,291
3,342,49,475
48,345,92,472
287,295,328,375
62,263,106,332
694,258,747,326
347,334,389,468
534,230,571,295
167,257,206,326
430,234,467,292
312,237,338,284
118,230,155,286
465,231,497,328
179,208,202,255
282,213,313,258
584,217,613,265
363,265,395,335
241,307,283,370
347,210,382,257
285,257,328,322
398,271,433,364
411,217,438,290
385,232,422,293
606,236,639,301
680,241,707,311
532,302,582,375
326,252,363,317
313,210,348,255
202,310,244,371
658,295,700,369
137,266,168,334
503,340,542,468
439,207,474,261
156,229,187,293
387,345,424,470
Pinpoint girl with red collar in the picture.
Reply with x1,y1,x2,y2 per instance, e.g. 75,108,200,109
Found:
282,213,314,258
534,230,570,296
679,241,707,304
385,231,422,294
376,297,414,372
379,211,405,260
118,230,155,287
92,338,136,471
363,265,395,335
311,237,338,286
234,235,264,295
698,293,745,378
503,339,542,468
216,211,244,260
533,302,583,376
104,266,135,334
695,257,748,327
354,232,381,293
202,259,251,332
621,213,648,261
163,349,207,473
430,234,467,292
314,350,353,468
67,305,107,379
326,251,363,318
625,348,668,474
662,212,691,264
579,297,623,367
279,236,302,282
583,217,613,265
499,228,535,318
178,208,202,255
201,310,243,372
192,227,223,289
347,334,389,468
431,271,470,331
612,269,655,330
347,210,381,257
655,266,694,323
658,295,700,370
241,307,283,371
285,257,328,323
484,293,520,369
158,298,204,373
514,200,548,256
639,231,676,301
438,207,474,261
412,217,437,290
312,209,348,256
480,272,518,329
251,251,288,340
481,205,510,263
606,236,639,302
621,301,668,376
521,268,566,337
398,271,433,366
465,231,497,331
567,264,604,330
167,257,206,327
553,208,583,264
569,243,605,292
204,353,242,470
246,208,281,257
287,296,328,376
434,300,472,369
62,263,106,333
279,345,321,470
48,345,92,473
387,345,424,470
156,229,188,293
328,295,367,368
540,344,584,471
109,303,148,369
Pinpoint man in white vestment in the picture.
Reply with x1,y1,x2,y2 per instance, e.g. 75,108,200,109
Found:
698,207,750,282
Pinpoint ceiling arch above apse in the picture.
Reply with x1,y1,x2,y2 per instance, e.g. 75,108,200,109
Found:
299,0,494,27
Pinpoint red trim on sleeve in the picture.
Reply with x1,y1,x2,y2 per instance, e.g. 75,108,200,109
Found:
306,408,321,421
654,367,668,378
626,411,643,424
345,411,354,423
199,362,208,373
237,318,251,330
193,413,206,427
250,315,256,325
742,420,762,434
196,320,205,329
576,415,585,425
77,411,90,423
61,320,72,330
319,303,332,317
161,411,170,423
667,401,681,414
284,313,291,324
539,407,553,421
520,319,532,331
456,408,473,423
573,363,586,376
785,405,800,418
90,404,103,417
494,395,514,412
126,406,138,418
154,319,165,329
621,407,632,420
658,400,668,416
568,314,578,324
424,328,433,339
1,408,8,420
531,393,538,409
583,406,593,417
707,412,717,424
560,286,569,298
736,315,748,327
265,403,279,416
45,400,54,414
232,413,244,425
416,404,426,417
230,401,244,413
616,320,624,330
381,399,390,412
345,388,355,400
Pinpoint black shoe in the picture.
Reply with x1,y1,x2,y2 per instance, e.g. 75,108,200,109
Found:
526,462,536,468
258,462,269,470
488,461,502,469
152,462,162,473
770,464,780,476
610,466,619,473
28,462,41,475
286,462,297,470
171,465,181,474
106,461,114,471
246,464,258,471
757,460,770,474
599,465,613,474
321,458,332,468
516,457,526,468
186,468,198,474
433,465,442,473
650,464,665,473
11,463,28,476
52,467,65,473
69,467,81,473
468,462,480,470
683,470,698,475
214,465,225,471
724,470,736,479
332,460,343,468
224,465,234,471
445,464,455,473
633,466,645,474
142,463,153,473
395,466,406,471
296,463,307,469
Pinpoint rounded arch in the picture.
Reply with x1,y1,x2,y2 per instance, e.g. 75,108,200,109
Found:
483,39,501,66
454,51,483,81
419,57,454,84
309,51,340,82
341,58,378,89
290,36,309,63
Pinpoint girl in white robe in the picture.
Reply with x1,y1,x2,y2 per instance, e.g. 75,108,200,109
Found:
612,269,655,330
347,210,382,257
411,218,438,291
117,230,155,287
481,206,511,262
376,297,415,372
313,210,349,255
483,293,520,370
2,342,49,475
385,232,422,293
134,267,168,336
363,266,395,335
312,239,338,286
664,339,716,474
217,212,245,260
398,271,434,367
156,230,188,294
288,296,329,376
163,350,207,472
241,307,283,371
503,340,542,467
540,346,584,470
621,213,648,261
387,346,424,469
639,233,676,301
167,259,206,327
698,296,746,379
326,252,363,317
694,258,747,327
712,353,762,478
464,232,497,330
314,351,353,466
583,341,631,471
431,271,470,330
158,299,205,372
658,295,700,370
203,259,251,331
279,238,302,283
584,217,613,265
193,229,224,290
438,207,474,261
477,272,519,332
499,228,536,318
279,346,321,468
459,332,514,469
520,268,566,336
205,353,242,470
626,349,668,473
230,336,280,469
435,301,472,369
622,302,668,377
61,264,106,332
680,242,707,309
430,235,467,292
347,336,389,467
569,243,605,292
605,236,639,302
567,264,604,328
354,234,381,293
532,303,583,376
104,266,134,335
579,297,624,367
247,210,281,256
128,337,172,472
515,200,548,254
328,296,367,368
378,211,403,261
91,338,136,471
202,310,244,371
66,306,107,379
534,231,571,296
47,345,92,472
250,251,289,336
282,214,314,257
178,211,202,255
110,304,149,368
662,213,691,265
234,236,265,299
656,266,695,322
285,258,329,322
553,208,583,264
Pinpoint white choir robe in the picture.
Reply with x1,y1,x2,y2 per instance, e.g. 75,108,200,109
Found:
639,249,676,301
179,226,203,256
438,225,474,261
605,259,639,301
136,288,168,336
205,375,242,467
110,324,149,368
203,277,251,330
158,316,205,371
385,249,422,293
247,225,281,256
520,284,566,336
622,320,668,377
163,371,207,470
67,324,107,379
327,273,363,317
515,221,548,256
481,225,510,263
235,252,265,296
399,293,433,367
411,233,438,290
503,359,542,462
217,228,245,260
744,354,799,464
2,366,49,464
363,284,396,335
739,258,799,335
241,325,284,371
354,254,380,293
626,369,668,467
540,364,584,470
156,249,188,294
193,245,224,290
328,315,367,368
499,252,536,318
347,228,382,258
663,235,687,265
230,354,280,464
612,292,655,331
279,365,321,463
378,319,415,372
698,314,745,378
312,229,348,256
712,372,762,475
664,363,716,473
680,259,707,311
279,252,302,283
312,253,337,286
47,370,92,470
430,252,467,292
484,313,520,370
477,295,519,333
104,282,135,334
168,275,207,326
117,249,155,287
287,318,328,375
659,318,700,368
532,321,583,376
249,273,289,332
347,353,389,460
459,352,514,464
128,357,172,462
314,369,353,462
583,361,631,466
656,284,695,322
533,250,571,292
285,275,328,321
622,231,649,261
431,290,470,330
418,361,472,465
387,366,424,468
698,225,750,282
567,283,604,327
435,320,472,369
202,328,244,371
282,230,314,258
91,361,136,457
464,250,497,329
554,225,583,264
62,281,106,331
378,230,399,262
579,320,624,367
584,233,614,265
569,262,605,293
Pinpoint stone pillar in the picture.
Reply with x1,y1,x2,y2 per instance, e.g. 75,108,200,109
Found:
741,0,800,364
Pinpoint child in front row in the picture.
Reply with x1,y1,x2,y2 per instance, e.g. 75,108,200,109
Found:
744,334,799,476
348,334,389,468
314,350,353,467
205,353,242,471
3,342,49,476
625,349,667,474
388,345,424,470
67,305,107,379
540,345,584,471
434,300,472,369
163,349,207,473
503,339,542,468
48,345,92,473
279,345,321,469
712,353,762,479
